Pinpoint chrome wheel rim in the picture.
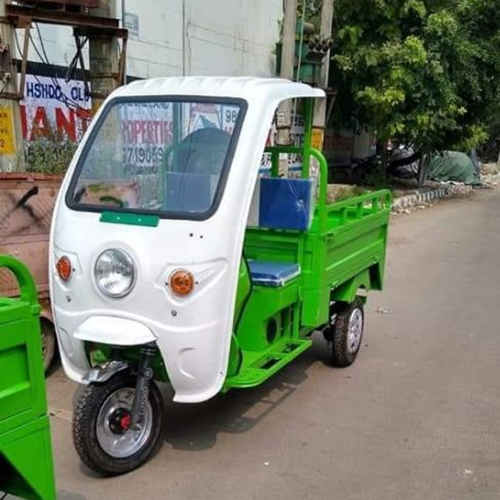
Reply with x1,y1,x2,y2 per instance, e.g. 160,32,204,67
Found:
96,387,153,458
347,308,363,354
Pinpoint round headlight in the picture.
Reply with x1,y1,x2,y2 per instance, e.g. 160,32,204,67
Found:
94,249,136,298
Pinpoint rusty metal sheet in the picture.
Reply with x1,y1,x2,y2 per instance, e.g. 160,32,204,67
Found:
6,4,120,30
0,173,62,299
21,0,99,9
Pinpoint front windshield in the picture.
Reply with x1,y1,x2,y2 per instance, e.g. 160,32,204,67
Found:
67,98,244,219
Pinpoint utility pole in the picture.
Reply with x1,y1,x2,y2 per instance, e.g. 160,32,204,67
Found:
277,0,297,146
89,0,120,115
312,0,334,150
0,0,24,172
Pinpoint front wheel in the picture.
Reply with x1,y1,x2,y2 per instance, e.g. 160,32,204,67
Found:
73,374,164,476
327,299,365,367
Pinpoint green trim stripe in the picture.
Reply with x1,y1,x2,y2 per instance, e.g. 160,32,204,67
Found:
100,211,160,227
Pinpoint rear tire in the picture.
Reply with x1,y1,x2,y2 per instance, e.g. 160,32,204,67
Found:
73,374,164,476
41,319,56,373
328,299,365,367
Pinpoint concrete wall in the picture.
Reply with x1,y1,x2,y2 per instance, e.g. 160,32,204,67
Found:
17,0,282,79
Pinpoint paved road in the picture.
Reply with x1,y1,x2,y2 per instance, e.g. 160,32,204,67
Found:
44,188,500,500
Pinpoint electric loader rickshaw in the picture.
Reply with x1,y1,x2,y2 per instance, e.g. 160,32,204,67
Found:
50,77,391,476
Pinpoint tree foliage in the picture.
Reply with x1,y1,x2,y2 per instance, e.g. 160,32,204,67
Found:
329,0,500,153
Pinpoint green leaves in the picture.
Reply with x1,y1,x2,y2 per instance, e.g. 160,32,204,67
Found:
330,0,500,152
403,36,427,65
402,0,427,19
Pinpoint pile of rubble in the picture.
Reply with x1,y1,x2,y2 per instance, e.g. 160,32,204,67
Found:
481,163,500,187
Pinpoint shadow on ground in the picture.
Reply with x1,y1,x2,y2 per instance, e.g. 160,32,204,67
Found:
162,333,332,451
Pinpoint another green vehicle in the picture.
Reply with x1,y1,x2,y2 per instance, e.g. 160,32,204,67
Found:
50,77,391,475
0,255,56,500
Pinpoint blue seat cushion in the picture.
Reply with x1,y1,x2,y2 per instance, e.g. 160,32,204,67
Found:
248,260,301,288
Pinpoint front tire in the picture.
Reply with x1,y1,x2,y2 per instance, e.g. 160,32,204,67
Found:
327,299,365,367
73,374,164,476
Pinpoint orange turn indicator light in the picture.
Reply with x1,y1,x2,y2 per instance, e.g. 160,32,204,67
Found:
169,269,194,296
56,256,72,281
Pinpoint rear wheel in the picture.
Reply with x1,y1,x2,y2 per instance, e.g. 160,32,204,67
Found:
73,374,164,476
326,299,365,367
41,319,56,373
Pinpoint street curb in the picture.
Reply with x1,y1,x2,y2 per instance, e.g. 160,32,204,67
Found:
392,184,473,212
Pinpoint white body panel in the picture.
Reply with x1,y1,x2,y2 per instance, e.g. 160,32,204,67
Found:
50,77,324,403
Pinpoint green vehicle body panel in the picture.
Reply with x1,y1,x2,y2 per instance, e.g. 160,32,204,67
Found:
236,278,300,352
0,255,57,500
225,187,390,389
224,99,391,390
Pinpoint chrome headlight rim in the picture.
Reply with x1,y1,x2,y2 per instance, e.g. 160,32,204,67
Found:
94,248,137,299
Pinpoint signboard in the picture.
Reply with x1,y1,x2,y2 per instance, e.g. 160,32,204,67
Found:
311,128,323,150
115,101,240,170
0,107,15,154
118,101,173,170
124,12,140,39
20,75,92,143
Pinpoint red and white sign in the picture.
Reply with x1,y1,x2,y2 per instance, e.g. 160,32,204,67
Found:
20,75,91,142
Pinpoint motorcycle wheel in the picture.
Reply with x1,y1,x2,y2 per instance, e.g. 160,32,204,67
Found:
73,373,164,476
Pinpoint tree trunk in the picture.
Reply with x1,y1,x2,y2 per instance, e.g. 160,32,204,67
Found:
380,140,389,181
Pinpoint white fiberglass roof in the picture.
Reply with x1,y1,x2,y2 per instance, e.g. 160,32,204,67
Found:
112,76,325,101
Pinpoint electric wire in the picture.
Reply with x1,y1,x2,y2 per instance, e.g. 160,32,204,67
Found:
14,27,91,143
15,29,45,89
30,31,86,111
30,24,90,113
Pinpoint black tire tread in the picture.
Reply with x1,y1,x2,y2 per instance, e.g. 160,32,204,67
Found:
331,298,364,368
73,374,164,476
41,319,56,373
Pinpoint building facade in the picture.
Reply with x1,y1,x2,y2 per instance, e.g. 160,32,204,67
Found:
17,0,283,144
